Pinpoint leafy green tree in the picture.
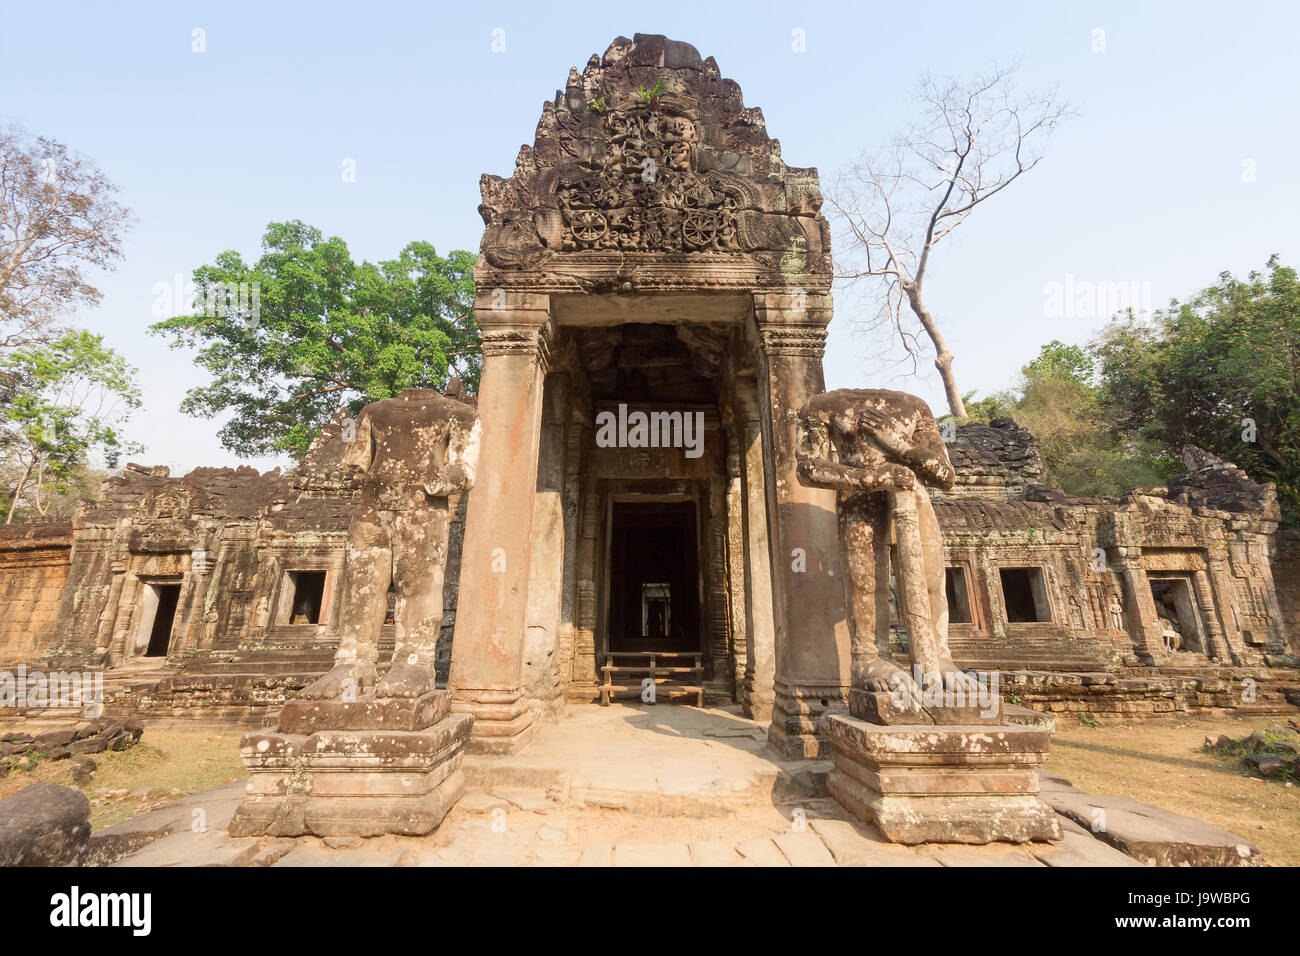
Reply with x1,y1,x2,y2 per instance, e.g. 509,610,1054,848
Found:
1,331,141,523
1022,339,1094,384
150,221,480,460
1093,255,1300,523
958,341,1171,497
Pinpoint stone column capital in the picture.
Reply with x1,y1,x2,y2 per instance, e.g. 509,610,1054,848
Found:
752,323,828,360
752,290,833,324
475,293,553,368
750,292,831,360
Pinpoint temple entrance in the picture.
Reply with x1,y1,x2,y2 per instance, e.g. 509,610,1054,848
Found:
1149,575,1206,654
138,581,181,659
606,501,701,653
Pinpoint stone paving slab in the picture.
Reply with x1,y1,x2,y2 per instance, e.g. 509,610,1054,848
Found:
735,837,790,867
613,842,693,867
1030,816,1142,868
809,818,941,867
274,846,407,867
930,844,1044,867
1038,771,1261,866
87,780,248,866
774,831,837,866
108,828,261,867
465,703,828,817
689,840,742,866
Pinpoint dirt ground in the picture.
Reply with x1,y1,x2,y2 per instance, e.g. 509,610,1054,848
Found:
3,714,1297,864
0,726,246,830
1045,714,1300,866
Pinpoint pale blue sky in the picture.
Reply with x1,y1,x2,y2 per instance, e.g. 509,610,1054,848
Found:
3,1,1296,472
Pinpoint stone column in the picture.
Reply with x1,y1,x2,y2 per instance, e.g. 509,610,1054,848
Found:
522,371,569,721
571,473,601,694
1206,554,1249,659
704,475,732,694
556,421,586,696
1190,568,1233,662
752,292,851,758
1111,547,1164,660
448,292,551,754
724,426,749,695
736,392,777,722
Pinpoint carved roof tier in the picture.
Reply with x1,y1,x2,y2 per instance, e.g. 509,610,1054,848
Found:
476,34,831,295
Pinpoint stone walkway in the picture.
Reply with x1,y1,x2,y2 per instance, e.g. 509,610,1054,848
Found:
93,703,1245,867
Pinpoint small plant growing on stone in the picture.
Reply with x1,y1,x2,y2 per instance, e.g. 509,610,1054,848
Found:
1076,713,1100,728
590,96,607,114
637,80,664,105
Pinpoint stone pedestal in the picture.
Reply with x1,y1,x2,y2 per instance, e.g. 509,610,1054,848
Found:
228,690,471,838
822,712,1062,845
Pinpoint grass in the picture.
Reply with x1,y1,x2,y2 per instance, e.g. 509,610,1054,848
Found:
1046,715,1300,866
0,726,247,830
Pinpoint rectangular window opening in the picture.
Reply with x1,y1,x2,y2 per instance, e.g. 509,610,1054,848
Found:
1000,567,1051,623
285,571,327,625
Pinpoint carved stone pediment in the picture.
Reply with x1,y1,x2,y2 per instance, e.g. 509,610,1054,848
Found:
476,34,831,293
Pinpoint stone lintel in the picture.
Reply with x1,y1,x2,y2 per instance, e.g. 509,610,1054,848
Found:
552,292,751,327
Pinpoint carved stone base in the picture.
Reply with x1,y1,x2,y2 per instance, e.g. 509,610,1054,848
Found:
821,713,1062,845
766,679,850,759
228,692,472,838
850,689,1006,726
452,687,536,755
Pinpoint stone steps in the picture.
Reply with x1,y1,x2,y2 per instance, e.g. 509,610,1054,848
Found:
461,755,830,817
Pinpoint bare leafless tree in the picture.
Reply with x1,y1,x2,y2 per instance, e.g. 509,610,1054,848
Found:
0,124,132,350
830,62,1073,417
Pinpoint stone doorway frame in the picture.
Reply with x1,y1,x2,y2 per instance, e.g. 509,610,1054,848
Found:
599,488,710,671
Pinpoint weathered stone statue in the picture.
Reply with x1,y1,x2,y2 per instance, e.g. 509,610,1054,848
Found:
796,388,971,703
301,385,481,701
228,384,479,838
798,388,1060,845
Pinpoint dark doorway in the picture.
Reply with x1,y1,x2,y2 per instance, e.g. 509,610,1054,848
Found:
145,584,181,657
288,571,327,625
945,567,973,624
1149,577,1204,654
607,501,700,652
1000,567,1052,623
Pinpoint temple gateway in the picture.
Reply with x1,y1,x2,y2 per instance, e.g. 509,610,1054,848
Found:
1,35,1296,839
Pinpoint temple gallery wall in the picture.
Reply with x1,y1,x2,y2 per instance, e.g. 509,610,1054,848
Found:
1,34,1296,754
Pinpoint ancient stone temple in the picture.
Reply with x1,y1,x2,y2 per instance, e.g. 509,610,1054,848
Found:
0,36,1296,834
454,33,844,757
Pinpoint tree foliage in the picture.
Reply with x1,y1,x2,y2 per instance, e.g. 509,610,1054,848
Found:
0,124,132,349
150,221,480,461
962,340,1173,497
1,330,141,523
1092,255,1300,523
962,258,1299,523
